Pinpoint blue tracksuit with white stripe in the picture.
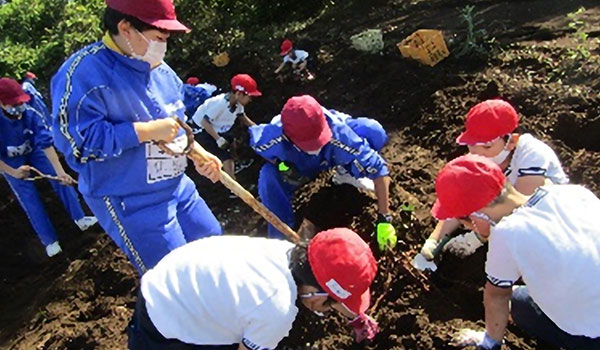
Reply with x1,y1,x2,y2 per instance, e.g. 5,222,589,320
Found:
0,105,86,247
249,109,389,239
22,79,52,128
51,35,221,273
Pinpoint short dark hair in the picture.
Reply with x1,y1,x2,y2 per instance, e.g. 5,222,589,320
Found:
289,242,320,289
103,7,158,35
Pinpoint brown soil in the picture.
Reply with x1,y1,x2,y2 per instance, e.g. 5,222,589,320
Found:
2,1,599,349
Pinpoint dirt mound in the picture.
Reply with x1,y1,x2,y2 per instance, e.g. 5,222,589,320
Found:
2,1,600,349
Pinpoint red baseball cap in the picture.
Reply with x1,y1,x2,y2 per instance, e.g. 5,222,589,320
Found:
456,99,519,145
0,78,31,106
24,72,37,80
186,77,200,85
105,0,190,33
308,228,377,315
281,95,332,152
431,154,506,220
231,74,262,97
280,39,293,56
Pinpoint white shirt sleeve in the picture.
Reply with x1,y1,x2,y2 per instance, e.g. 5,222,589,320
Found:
237,104,245,117
241,293,296,350
295,50,309,61
485,230,521,288
192,97,223,126
513,136,552,177
283,50,309,64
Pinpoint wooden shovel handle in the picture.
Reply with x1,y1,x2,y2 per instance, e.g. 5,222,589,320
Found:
179,120,300,243
218,171,300,243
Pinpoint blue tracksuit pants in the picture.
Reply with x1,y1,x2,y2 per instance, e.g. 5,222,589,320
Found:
84,175,222,274
3,149,85,246
258,117,386,239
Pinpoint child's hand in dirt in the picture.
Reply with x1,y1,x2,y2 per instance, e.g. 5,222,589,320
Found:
348,313,379,343
444,231,484,258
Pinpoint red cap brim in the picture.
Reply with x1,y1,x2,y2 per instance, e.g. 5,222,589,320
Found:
431,198,453,220
456,130,498,145
280,48,292,56
248,90,262,97
342,287,371,315
3,92,31,106
140,18,191,33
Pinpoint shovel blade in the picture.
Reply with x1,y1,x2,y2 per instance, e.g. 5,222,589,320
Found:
412,253,438,272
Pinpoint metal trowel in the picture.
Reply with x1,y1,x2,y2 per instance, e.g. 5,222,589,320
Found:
411,235,452,272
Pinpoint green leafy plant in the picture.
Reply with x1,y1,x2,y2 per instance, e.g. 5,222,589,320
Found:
0,0,334,86
566,7,592,62
454,5,490,58
549,7,598,80
0,0,104,86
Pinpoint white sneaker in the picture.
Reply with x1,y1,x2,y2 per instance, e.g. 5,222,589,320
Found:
45,241,62,257
332,167,375,192
75,216,98,231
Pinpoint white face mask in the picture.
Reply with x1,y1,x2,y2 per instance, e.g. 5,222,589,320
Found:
488,148,511,165
3,104,27,116
127,29,167,66
487,136,512,164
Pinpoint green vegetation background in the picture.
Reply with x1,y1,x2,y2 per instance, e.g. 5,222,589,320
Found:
0,0,333,90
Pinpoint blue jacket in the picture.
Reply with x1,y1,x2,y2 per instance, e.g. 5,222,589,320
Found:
182,84,212,117
0,104,52,168
249,109,389,179
51,35,188,197
22,79,52,128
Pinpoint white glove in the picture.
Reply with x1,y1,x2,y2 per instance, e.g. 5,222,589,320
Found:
451,329,485,347
444,231,484,258
420,238,439,260
216,137,229,149
451,329,502,350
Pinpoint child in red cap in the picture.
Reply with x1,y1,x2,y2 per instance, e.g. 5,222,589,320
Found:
190,74,260,179
0,78,97,257
432,154,600,350
418,99,568,262
128,228,379,349
249,95,396,252
274,39,314,81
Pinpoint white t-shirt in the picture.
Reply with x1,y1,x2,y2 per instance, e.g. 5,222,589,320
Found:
191,93,244,134
283,50,309,65
506,133,568,185
486,185,600,337
141,236,298,349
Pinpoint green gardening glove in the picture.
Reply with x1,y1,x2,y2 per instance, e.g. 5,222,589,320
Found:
277,161,310,187
376,213,397,251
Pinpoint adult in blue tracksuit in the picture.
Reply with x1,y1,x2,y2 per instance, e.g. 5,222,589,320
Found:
249,95,397,251
21,72,52,128
0,78,97,257
51,0,223,274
